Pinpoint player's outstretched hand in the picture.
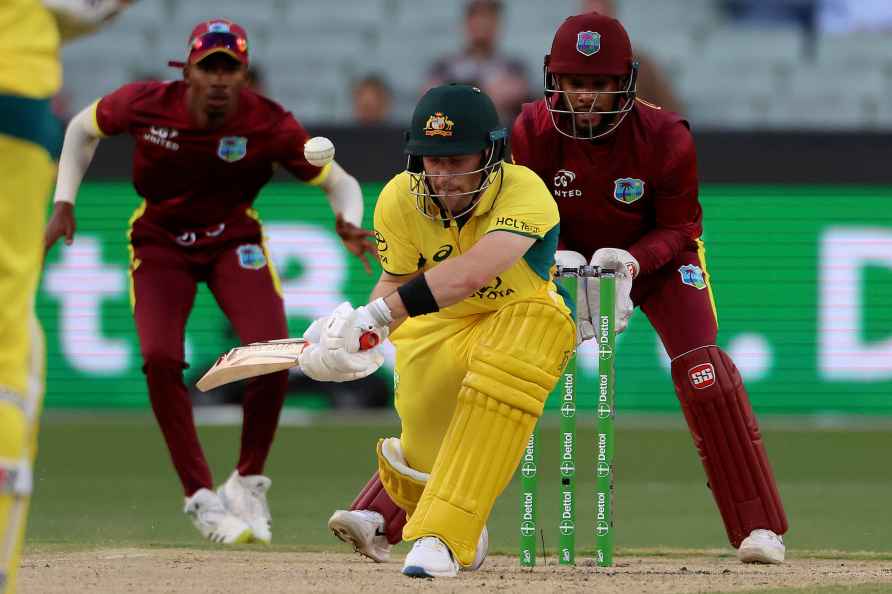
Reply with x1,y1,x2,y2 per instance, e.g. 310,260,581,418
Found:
335,213,377,274
44,202,77,254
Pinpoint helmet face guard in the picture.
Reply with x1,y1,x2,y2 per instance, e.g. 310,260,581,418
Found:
543,11,639,140
406,131,506,222
544,60,639,141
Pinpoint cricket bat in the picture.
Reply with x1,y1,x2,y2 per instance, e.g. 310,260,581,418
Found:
196,332,380,392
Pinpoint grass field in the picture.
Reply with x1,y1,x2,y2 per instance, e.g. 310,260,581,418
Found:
28,413,892,557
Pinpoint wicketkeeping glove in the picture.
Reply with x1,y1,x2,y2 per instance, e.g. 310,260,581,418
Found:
555,250,593,345
587,247,638,335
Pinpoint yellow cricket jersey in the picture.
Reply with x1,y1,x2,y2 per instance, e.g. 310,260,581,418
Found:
0,0,63,158
0,0,61,98
374,162,571,318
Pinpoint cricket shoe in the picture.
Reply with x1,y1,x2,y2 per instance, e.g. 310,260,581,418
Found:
402,536,459,578
217,471,273,543
184,488,253,544
328,509,391,562
737,529,785,564
464,526,489,571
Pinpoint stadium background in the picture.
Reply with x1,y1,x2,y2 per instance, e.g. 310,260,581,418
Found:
40,182,892,415
20,2,892,586
43,0,892,416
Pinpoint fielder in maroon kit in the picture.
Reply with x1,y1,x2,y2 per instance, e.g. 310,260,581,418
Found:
331,10,788,567
45,19,374,545
511,11,788,563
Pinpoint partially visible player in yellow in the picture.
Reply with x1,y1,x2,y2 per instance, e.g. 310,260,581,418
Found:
0,2,127,592
298,84,576,578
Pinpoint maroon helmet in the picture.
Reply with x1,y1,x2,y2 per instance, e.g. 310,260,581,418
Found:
544,11,639,140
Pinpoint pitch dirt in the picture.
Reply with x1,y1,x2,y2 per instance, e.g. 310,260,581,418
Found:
18,549,892,594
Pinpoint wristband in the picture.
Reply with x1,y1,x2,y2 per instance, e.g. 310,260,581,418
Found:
397,273,440,317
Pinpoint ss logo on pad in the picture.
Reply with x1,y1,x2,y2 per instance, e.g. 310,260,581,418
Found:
688,363,715,389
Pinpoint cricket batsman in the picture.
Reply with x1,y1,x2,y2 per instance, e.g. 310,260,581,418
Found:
1,1,129,591
301,84,577,577
510,11,788,563
43,19,374,545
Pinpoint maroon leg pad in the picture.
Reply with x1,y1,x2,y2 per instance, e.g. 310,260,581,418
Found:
671,345,788,547
350,472,407,545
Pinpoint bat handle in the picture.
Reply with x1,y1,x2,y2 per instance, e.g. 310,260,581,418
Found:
359,331,380,351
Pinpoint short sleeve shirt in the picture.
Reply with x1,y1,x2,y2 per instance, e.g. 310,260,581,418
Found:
373,162,564,317
93,80,328,228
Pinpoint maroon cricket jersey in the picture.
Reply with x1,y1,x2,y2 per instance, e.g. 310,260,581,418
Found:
95,80,324,231
511,98,702,276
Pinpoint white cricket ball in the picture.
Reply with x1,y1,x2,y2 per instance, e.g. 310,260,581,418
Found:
304,136,335,167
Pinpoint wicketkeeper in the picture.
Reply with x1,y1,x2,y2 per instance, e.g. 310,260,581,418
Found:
510,10,788,564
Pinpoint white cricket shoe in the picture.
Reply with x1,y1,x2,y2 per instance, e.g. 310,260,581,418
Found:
328,509,391,562
217,471,273,543
402,537,459,578
184,488,253,544
737,529,785,564
464,526,489,571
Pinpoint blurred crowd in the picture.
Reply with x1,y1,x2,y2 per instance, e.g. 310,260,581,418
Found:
55,0,892,129
341,0,890,127
728,0,892,33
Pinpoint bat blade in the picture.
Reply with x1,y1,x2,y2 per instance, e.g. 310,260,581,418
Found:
196,339,309,392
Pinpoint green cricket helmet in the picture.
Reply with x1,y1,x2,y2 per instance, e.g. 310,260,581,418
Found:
405,84,507,221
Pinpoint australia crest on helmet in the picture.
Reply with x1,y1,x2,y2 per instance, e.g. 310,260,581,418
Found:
576,30,601,56
424,112,455,137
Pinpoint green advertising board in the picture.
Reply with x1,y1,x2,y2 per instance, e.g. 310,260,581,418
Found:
38,183,892,413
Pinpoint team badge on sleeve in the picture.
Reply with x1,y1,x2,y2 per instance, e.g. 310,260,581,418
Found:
236,244,267,270
576,31,601,56
218,136,248,162
678,264,707,290
613,178,645,204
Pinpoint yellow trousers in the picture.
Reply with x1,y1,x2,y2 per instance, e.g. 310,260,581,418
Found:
389,292,575,565
0,133,52,594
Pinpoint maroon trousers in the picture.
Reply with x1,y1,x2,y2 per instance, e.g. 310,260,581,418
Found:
130,213,288,496
631,250,718,357
631,250,788,545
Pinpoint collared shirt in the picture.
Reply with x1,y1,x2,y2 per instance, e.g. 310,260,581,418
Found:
92,80,329,229
374,162,564,318
511,98,702,276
